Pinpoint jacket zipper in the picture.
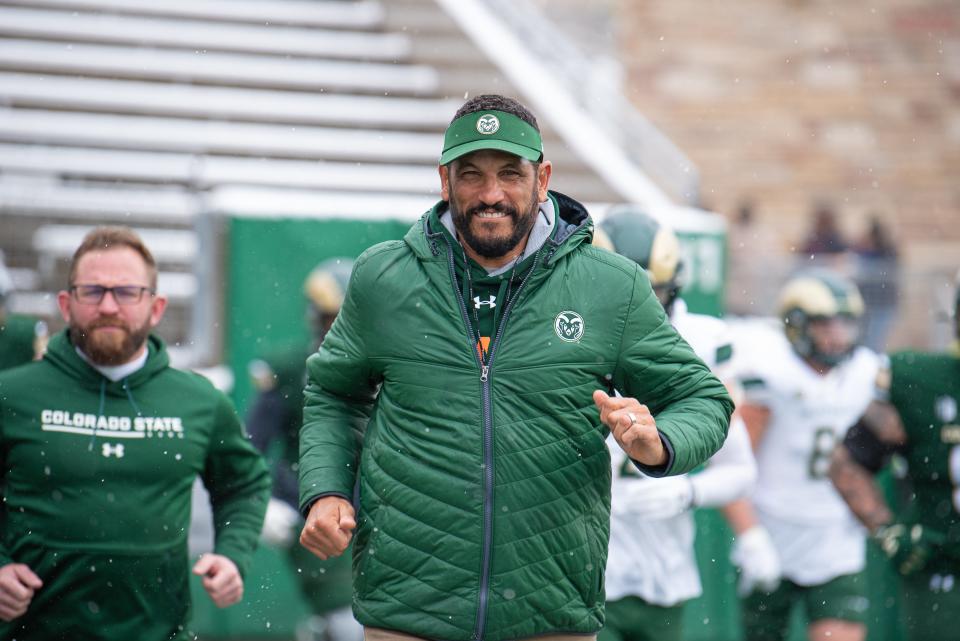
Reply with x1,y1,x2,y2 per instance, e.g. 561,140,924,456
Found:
442,239,542,641
441,244,492,640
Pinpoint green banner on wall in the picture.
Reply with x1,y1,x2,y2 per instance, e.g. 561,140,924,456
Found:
226,216,412,414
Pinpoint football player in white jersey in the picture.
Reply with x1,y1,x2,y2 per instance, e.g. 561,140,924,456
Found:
597,208,757,641
725,270,881,641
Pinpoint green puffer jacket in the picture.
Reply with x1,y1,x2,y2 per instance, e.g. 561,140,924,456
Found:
299,192,732,641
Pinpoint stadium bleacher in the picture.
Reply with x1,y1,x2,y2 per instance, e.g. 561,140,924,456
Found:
0,0,676,366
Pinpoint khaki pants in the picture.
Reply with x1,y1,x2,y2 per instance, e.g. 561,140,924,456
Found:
364,627,597,641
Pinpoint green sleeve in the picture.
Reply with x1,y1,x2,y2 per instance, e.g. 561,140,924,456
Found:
298,254,378,513
614,266,733,476
202,393,271,576
0,392,11,567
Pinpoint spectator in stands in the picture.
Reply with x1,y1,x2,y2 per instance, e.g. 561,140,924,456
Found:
852,215,899,351
0,226,270,641
297,93,733,641
799,201,849,257
0,250,47,371
247,257,361,641
726,200,789,316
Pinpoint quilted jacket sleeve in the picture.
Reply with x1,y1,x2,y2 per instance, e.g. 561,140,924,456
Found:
298,255,379,514
614,266,733,476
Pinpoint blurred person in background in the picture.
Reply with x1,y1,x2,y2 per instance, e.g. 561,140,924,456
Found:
798,201,849,258
598,208,757,641
725,201,788,317
296,93,733,641
829,269,960,640
0,226,271,641
852,214,900,352
725,270,881,641
246,257,361,641
0,250,47,371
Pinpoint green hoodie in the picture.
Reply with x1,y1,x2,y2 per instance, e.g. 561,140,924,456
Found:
0,331,270,641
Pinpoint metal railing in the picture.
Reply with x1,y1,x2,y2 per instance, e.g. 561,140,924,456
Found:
480,0,701,205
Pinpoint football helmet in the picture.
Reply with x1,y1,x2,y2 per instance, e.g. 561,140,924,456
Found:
304,257,354,347
600,205,684,315
778,270,864,367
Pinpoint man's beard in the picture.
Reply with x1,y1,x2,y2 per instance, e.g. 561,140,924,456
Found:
450,184,540,259
71,316,151,366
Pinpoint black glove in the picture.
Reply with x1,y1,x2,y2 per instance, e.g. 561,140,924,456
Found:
873,522,945,576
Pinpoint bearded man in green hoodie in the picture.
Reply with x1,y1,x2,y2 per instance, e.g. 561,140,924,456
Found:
0,226,271,641
298,94,734,641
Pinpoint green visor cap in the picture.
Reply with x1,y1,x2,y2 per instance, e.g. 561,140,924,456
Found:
439,110,543,165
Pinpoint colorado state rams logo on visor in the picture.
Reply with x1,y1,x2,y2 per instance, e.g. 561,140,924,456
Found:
476,114,500,135
555,311,584,343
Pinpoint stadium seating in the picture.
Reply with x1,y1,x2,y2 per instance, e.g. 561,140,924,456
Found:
0,0,674,359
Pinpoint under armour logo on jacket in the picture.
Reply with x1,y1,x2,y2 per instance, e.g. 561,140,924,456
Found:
102,443,125,458
474,295,497,309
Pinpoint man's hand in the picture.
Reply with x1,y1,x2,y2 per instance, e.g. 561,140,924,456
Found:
614,476,694,520
0,563,42,622
192,554,243,608
731,525,781,596
593,390,666,467
300,496,356,560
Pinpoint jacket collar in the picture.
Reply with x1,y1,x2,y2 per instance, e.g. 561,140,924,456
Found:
407,190,595,267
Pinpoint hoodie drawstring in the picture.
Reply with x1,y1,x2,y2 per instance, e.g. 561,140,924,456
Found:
88,378,107,451
122,380,143,418
87,377,143,452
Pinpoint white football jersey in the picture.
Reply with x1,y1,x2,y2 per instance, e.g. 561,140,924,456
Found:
736,326,880,585
605,301,754,605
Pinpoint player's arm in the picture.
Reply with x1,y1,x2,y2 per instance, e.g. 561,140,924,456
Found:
723,497,781,595
829,398,946,575
721,391,779,594
202,394,272,581
738,402,771,450
828,399,906,532
690,415,756,506
298,255,378,559
245,382,299,505
613,413,757,520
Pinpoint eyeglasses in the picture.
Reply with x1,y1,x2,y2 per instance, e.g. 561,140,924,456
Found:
70,284,155,305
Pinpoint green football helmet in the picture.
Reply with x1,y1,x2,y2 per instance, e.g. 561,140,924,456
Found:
303,257,354,347
778,269,865,368
600,205,684,315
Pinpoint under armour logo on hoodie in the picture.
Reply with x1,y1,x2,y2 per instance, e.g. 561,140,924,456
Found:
102,443,125,458
474,295,497,309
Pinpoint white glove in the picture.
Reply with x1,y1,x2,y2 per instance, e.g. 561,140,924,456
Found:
613,476,695,520
260,498,302,548
730,525,781,596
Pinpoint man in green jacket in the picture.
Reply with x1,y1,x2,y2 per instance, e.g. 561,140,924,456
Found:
298,94,733,641
0,227,271,641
